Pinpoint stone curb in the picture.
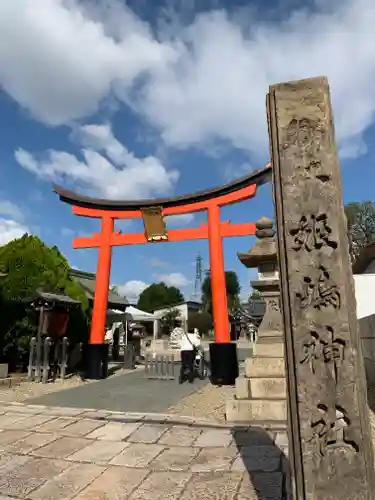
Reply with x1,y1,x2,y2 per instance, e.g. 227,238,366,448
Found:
1,401,232,429
1,401,287,432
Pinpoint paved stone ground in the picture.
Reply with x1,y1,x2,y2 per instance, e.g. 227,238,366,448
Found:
0,402,289,500
28,367,209,413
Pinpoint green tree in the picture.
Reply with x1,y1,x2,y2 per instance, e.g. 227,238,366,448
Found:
345,201,375,261
159,308,181,336
0,235,89,369
202,270,241,314
137,282,184,312
188,311,213,335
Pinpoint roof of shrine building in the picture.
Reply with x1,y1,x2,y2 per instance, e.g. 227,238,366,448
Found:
69,268,128,310
53,164,272,211
352,242,375,274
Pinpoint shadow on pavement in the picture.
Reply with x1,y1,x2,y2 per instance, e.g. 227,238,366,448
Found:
232,425,291,499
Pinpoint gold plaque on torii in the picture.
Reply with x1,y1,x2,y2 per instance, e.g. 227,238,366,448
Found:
141,207,168,242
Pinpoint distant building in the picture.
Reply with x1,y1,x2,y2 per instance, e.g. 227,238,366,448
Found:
153,300,203,323
241,299,266,326
69,268,128,311
351,243,375,320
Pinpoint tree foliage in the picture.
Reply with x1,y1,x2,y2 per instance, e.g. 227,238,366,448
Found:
0,235,89,368
188,311,213,335
201,270,241,314
137,282,184,312
159,308,181,336
345,201,375,261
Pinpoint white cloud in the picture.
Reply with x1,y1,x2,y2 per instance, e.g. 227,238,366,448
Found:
165,214,195,226
155,272,191,288
0,0,174,125
0,219,30,246
2,0,375,159
140,3,375,157
0,201,30,245
117,280,149,301
15,123,179,199
0,200,24,221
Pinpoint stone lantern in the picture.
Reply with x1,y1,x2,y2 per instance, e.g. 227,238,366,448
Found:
238,217,282,348
226,217,287,424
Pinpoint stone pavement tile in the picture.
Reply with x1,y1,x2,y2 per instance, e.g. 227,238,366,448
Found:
0,413,29,428
59,419,106,437
193,429,233,448
237,472,283,500
1,432,58,455
0,457,69,498
19,414,55,430
110,443,164,468
36,417,79,432
150,447,199,471
31,437,92,459
0,430,31,449
0,453,30,473
72,466,149,500
158,426,202,447
128,424,169,444
128,471,190,500
231,446,281,473
28,462,105,500
67,440,129,464
179,472,243,500
190,447,238,472
87,422,141,441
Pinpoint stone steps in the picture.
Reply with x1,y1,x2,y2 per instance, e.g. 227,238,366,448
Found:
226,398,287,422
245,357,285,378
236,376,287,399
254,342,284,358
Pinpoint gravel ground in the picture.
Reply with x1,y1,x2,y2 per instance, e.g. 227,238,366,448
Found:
0,376,87,403
168,383,234,422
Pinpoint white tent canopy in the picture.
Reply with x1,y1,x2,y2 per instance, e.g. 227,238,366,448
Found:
106,306,159,342
125,306,158,322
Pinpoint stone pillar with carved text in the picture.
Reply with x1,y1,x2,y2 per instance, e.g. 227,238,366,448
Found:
268,76,375,499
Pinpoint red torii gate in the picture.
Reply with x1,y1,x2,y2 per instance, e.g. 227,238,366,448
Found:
53,164,271,382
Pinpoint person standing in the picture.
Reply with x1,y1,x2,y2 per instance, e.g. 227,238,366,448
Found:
178,324,201,384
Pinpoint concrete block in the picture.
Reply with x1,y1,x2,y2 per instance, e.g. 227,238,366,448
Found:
249,377,287,399
225,398,287,423
245,357,285,378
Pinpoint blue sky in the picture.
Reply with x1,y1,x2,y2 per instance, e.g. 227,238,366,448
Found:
0,0,375,303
